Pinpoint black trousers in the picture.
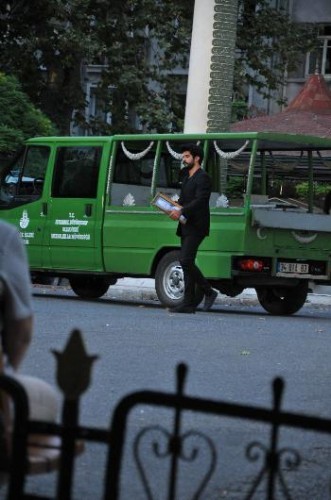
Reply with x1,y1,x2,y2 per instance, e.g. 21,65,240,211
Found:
180,233,212,305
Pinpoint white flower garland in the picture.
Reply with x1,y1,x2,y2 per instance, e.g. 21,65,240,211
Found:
121,141,154,160
166,142,182,160
166,141,201,160
213,140,249,159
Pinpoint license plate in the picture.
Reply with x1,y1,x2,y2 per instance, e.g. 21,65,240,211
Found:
278,262,309,274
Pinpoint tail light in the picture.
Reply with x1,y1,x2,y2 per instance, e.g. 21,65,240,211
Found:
235,257,271,273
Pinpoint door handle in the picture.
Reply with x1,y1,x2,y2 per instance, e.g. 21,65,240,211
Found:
85,204,92,217
42,202,48,215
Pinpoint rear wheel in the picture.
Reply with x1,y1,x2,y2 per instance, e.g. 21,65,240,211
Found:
256,282,308,315
69,276,109,299
155,251,204,308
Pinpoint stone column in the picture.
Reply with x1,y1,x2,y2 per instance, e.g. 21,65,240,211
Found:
184,0,215,133
184,0,238,133
207,0,238,132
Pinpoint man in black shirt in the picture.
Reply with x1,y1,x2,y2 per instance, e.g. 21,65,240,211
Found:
169,144,217,313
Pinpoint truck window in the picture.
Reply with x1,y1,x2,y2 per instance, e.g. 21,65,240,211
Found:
0,146,50,205
157,155,182,190
111,147,153,206
52,146,102,198
113,149,154,186
111,142,182,206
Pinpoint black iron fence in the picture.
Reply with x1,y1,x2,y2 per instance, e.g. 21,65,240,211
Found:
1,329,331,499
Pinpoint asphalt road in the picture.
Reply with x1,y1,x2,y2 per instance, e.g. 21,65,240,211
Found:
4,287,331,499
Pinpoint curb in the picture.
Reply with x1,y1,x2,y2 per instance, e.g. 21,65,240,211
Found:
33,279,331,307
106,279,331,307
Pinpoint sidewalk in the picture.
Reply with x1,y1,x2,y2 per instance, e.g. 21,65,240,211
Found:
106,278,331,307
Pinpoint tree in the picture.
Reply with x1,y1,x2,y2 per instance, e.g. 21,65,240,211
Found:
0,72,55,156
0,0,98,134
0,0,193,134
0,1,318,134
83,0,193,134
235,0,317,106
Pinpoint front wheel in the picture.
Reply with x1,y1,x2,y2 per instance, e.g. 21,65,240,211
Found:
256,282,308,315
155,251,204,308
69,276,109,299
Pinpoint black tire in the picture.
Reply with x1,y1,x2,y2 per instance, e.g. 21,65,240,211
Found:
256,282,308,315
69,276,109,299
155,250,204,308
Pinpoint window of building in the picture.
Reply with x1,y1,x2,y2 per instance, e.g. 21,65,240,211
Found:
288,25,331,79
87,85,112,126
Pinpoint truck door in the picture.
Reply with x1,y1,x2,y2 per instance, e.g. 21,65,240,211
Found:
45,145,103,270
0,145,50,267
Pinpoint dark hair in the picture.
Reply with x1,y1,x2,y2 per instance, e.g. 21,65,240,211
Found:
180,143,204,164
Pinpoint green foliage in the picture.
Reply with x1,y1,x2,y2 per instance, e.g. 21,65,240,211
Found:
235,0,317,104
88,1,192,133
227,177,245,198
0,125,24,155
231,100,248,122
0,1,319,133
0,72,56,154
296,182,331,198
0,0,193,134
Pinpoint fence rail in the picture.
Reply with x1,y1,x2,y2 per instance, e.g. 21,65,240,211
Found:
1,329,331,499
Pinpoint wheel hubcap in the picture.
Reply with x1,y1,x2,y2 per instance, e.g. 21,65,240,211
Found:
163,264,184,300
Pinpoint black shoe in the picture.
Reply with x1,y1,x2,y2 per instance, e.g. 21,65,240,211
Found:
169,304,196,314
203,289,218,311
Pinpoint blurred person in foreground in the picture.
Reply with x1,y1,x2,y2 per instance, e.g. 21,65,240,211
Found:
0,219,58,424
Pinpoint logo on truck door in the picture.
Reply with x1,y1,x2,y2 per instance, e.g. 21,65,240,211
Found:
20,210,30,229
19,210,35,244
51,212,91,241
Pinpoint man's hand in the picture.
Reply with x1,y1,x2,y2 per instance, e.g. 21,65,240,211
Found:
169,209,181,220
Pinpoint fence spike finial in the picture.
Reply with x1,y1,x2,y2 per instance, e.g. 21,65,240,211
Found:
52,329,99,400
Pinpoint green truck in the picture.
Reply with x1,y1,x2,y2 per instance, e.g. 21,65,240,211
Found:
0,131,330,314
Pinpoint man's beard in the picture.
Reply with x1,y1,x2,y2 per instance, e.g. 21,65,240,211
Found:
183,160,194,170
